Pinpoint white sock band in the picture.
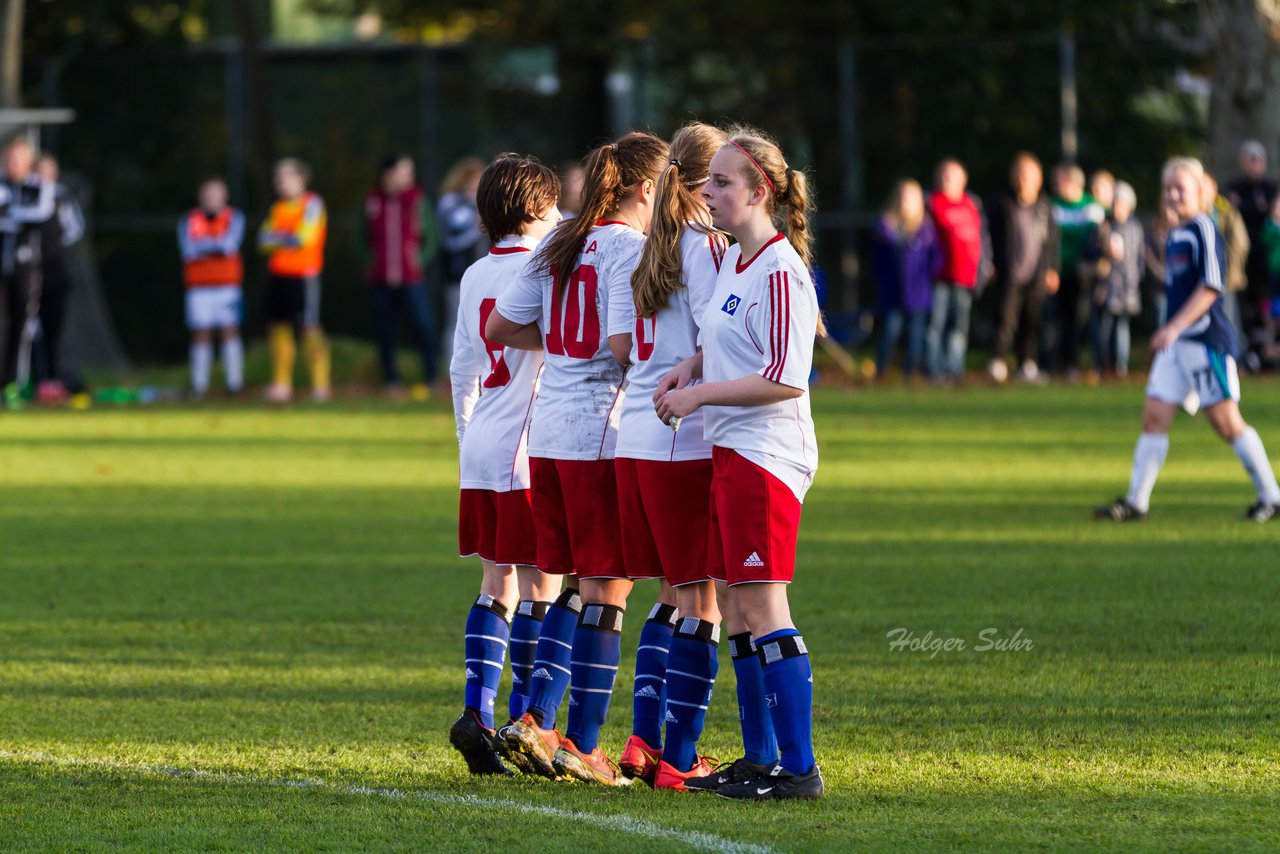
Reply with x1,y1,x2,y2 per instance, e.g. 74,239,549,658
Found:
1232,426,1280,503
1127,433,1169,513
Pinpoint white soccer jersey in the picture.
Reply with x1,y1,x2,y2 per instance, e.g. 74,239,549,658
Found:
495,221,642,460
701,232,820,501
451,235,545,491
612,226,727,461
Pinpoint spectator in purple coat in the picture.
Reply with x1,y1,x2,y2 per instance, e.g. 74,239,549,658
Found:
873,179,940,378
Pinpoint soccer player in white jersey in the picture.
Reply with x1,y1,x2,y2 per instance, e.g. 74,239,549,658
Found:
488,132,670,785
656,127,825,800
603,123,729,789
447,155,564,775
1094,157,1280,523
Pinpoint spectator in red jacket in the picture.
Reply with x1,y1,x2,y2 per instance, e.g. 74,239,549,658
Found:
926,159,987,380
365,154,438,395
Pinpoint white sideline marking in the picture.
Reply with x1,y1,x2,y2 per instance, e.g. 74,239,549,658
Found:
0,750,782,854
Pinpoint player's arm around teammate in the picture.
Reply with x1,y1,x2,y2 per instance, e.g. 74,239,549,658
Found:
486,133,670,786
1094,157,1280,523
655,128,825,800
605,123,730,790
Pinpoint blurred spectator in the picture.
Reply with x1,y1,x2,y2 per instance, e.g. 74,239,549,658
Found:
559,163,586,219
1144,198,1177,328
33,153,85,387
1224,139,1276,369
1045,163,1104,377
1259,196,1280,352
1,137,55,387
178,177,244,397
364,154,437,395
437,157,487,373
1089,170,1116,214
926,158,986,380
872,179,938,378
987,152,1059,384
259,158,330,403
1083,181,1143,377
1203,171,1251,352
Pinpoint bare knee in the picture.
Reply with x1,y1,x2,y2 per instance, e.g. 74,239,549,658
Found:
1141,399,1175,435
1206,402,1246,442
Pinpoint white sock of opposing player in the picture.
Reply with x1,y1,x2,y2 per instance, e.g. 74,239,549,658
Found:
1126,433,1169,513
1232,426,1280,504
191,342,213,396
223,337,245,393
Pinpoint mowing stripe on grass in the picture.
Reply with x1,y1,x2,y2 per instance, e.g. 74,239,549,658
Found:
0,750,780,854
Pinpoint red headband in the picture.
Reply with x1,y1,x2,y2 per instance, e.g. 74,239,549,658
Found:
728,140,775,193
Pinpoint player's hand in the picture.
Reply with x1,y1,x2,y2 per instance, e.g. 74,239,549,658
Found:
1044,269,1060,295
653,357,696,404
656,386,702,426
1150,325,1178,352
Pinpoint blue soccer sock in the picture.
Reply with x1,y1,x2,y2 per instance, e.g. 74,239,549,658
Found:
631,602,678,748
729,632,778,766
757,628,815,775
507,600,549,723
565,603,625,754
463,594,511,730
525,587,581,730
663,617,720,772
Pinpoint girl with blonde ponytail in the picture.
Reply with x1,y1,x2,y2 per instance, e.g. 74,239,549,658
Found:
654,126,825,800
486,130,668,787
607,122,729,790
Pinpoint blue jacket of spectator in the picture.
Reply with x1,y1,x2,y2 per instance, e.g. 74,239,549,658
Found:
872,215,940,314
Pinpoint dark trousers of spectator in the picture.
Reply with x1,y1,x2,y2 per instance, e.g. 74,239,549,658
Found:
1090,310,1132,376
2,263,44,386
1042,269,1088,374
370,283,436,386
992,278,1045,368
875,308,928,377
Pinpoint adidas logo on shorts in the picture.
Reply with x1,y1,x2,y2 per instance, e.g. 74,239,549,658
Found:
532,667,552,680
635,685,660,699
465,667,478,680
743,551,765,567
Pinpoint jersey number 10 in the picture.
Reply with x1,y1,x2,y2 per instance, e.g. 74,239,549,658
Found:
546,265,601,359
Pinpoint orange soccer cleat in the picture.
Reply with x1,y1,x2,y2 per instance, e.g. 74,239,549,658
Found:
618,734,663,785
653,755,716,792
552,737,634,786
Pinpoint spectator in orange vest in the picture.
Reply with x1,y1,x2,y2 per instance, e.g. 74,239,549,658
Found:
178,178,244,396
259,158,330,403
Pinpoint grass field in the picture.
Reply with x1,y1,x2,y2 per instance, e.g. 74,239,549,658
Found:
2,381,1278,852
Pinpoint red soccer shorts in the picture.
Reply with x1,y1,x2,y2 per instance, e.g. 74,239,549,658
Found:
707,446,803,586
615,457,713,585
530,457,626,579
458,488,538,567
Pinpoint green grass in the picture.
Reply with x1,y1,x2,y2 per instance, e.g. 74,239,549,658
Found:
1,382,1278,852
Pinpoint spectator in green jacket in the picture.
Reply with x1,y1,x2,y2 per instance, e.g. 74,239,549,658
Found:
1045,163,1104,378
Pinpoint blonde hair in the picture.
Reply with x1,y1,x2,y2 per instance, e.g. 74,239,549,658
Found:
631,123,727,319
721,125,826,335
1162,156,1205,186
534,131,669,296
883,179,925,237
440,156,486,195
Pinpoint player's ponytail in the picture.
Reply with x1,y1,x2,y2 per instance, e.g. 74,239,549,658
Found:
724,126,826,336
632,123,727,318
535,131,669,296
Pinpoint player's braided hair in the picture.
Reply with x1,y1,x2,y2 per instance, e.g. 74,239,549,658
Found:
534,131,669,295
631,122,727,319
722,126,826,336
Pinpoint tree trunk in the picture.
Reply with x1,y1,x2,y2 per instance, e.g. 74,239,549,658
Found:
229,0,276,206
1206,0,1280,177
1,0,23,108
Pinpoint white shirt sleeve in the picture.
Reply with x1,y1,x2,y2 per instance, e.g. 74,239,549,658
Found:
755,264,818,390
449,285,485,446
685,230,724,331
494,266,545,326
605,237,643,338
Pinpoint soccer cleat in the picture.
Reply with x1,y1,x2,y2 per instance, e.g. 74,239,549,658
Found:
716,763,825,801
501,712,564,779
653,756,716,792
552,738,633,786
682,756,774,793
619,734,663,785
448,709,512,776
1243,500,1279,523
1092,497,1146,522
494,720,538,776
